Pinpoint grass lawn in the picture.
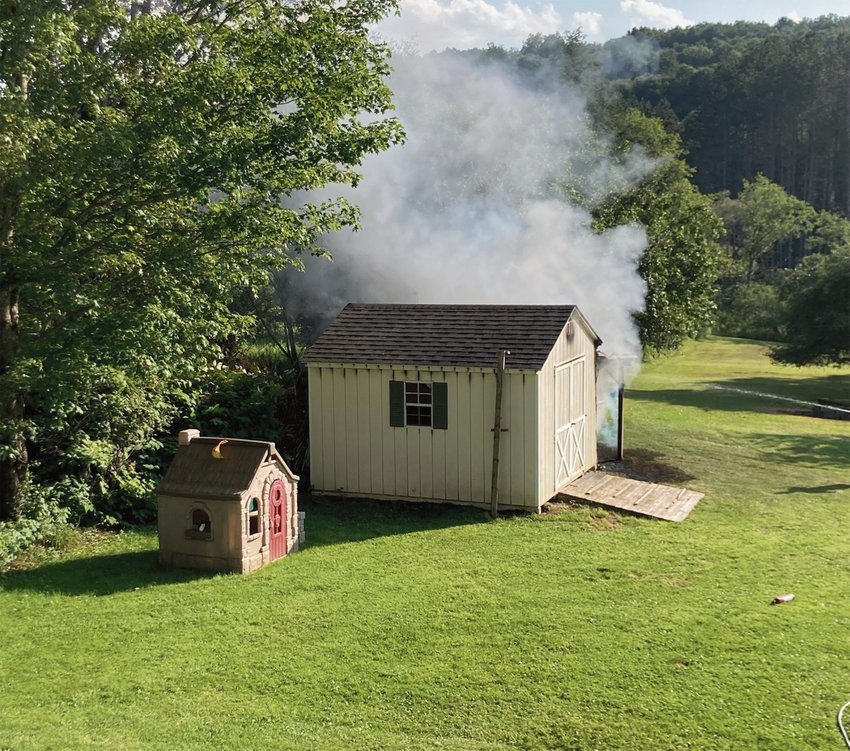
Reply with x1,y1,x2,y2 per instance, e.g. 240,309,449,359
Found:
1,337,848,750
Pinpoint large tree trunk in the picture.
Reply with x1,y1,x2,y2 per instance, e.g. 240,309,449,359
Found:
1,168,26,520
0,63,30,521
0,280,26,522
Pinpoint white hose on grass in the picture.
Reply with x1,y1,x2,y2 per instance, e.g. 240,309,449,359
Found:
839,700,850,749
708,385,850,416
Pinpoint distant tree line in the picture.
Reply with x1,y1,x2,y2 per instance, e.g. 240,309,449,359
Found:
615,16,850,218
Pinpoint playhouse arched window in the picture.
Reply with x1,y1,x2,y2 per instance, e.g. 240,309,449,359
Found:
247,497,261,537
187,507,212,540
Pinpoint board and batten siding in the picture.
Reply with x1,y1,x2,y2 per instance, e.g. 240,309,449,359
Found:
308,364,540,509
536,317,599,505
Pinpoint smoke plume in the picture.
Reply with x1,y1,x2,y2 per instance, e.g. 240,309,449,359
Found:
284,51,652,363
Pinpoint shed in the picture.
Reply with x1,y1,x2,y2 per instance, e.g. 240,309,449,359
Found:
157,430,300,573
305,304,602,512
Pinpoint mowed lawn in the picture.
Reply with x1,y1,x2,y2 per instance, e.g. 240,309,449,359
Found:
1,338,848,750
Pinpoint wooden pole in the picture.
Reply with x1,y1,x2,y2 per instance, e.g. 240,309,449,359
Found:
489,349,509,519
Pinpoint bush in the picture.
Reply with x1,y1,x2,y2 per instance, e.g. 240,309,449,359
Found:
0,480,70,569
716,282,783,341
771,247,850,365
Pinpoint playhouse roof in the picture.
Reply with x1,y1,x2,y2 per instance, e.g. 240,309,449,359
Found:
157,437,296,501
305,304,601,371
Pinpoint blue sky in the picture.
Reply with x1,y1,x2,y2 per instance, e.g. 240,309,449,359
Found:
375,0,848,51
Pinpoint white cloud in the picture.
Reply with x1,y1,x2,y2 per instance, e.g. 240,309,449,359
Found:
620,0,692,29
375,0,561,52
785,10,801,21
572,10,603,37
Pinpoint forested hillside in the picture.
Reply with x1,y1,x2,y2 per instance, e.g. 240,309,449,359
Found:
613,16,850,217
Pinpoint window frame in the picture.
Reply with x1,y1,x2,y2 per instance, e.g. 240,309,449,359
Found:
246,497,261,539
404,381,434,428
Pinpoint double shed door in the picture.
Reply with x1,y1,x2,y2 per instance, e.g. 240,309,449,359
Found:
554,357,587,488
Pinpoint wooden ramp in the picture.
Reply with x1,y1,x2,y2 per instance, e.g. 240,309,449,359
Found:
560,471,704,522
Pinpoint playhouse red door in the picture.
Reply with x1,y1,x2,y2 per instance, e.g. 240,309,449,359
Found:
268,479,287,561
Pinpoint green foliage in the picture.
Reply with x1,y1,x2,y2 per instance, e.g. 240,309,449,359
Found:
715,174,816,281
0,0,402,523
620,17,850,217
714,177,849,353
771,247,850,366
715,283,782,341
190,370,290,444
0,479,69,568
594,109,724,351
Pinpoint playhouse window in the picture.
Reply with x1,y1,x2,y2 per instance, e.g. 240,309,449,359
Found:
187,508,212,540
247,497,260,536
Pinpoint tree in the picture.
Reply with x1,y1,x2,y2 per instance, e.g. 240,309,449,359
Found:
593,109,724,351
0,0,403,521
771,246,850,366
715,174,816,282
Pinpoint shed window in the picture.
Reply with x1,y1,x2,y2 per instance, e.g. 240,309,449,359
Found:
247,497,260,536
406,382,432,426
390,381,448,429
187,508,212,540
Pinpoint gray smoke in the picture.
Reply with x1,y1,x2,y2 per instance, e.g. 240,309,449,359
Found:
283,52,653,365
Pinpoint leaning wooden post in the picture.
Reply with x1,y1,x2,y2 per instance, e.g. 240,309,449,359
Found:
490,349,509,518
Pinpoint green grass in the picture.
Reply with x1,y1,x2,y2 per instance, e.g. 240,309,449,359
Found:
2,337,849,750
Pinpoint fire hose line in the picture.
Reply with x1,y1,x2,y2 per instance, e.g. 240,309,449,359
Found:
839,700,850,749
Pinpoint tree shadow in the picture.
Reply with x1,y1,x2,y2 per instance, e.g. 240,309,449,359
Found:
0,550,219,597
717,375,850,410
628,372,850,416
0,498,490,595
778,483,850,495
749,433,850,468
302,493,489,549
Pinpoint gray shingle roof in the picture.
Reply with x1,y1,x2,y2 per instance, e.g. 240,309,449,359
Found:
305,304,600,371
157,437,296,501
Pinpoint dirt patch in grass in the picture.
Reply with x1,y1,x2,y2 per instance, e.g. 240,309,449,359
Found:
541,501,625,530
599,448,696,484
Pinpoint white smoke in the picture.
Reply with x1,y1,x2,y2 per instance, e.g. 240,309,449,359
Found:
286,51,653,363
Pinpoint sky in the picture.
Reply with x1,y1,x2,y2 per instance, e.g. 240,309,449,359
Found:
374,0,848,51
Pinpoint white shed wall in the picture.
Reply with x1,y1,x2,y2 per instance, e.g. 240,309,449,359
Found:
308,365,540,509
536,318,599,504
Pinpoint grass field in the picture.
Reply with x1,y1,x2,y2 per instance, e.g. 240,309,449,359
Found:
1,337,848,750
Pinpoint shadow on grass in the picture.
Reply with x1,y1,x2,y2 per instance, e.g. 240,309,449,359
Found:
0,550,219,597
717,375,850,409
778,483,850,495
1,498,488,595
628,373,850,414
302,493,490,549
750,433,850,468
614,448,696,484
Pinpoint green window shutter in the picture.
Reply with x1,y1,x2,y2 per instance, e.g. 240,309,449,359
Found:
389,380,405,427
433,382,448,430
